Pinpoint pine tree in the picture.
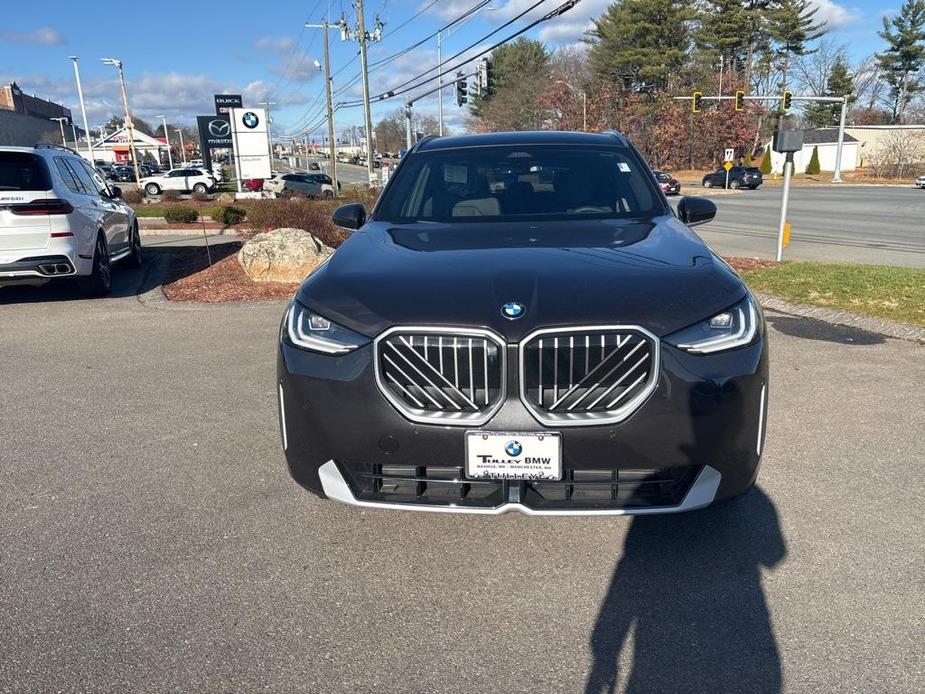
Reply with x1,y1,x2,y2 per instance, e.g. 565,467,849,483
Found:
587,0,692,94
696,0,751,69
471,38,550,130
760,144,773,173
766,0,826,90
876,0,925,124
805,145,820,174
803,55,854,127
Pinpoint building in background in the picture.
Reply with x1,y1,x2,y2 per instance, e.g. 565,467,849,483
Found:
92,124,168,164
0,82,72,123
766,129,860,174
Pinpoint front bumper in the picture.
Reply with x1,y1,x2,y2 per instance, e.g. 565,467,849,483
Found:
278,331,769,515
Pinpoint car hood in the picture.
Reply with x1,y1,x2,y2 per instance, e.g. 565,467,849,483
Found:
296,215,747,340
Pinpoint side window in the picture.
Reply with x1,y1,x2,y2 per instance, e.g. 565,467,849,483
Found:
168,170,184,177
54,157,83,194
67,159,99,195
77,160,109,195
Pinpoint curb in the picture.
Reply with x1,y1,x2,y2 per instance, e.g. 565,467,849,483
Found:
756,292,925,344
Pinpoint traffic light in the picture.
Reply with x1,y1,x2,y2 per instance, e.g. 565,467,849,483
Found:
692,91,702,113
455,71,468,107
734,90,745,111
782,90,792,112
477,57,493,98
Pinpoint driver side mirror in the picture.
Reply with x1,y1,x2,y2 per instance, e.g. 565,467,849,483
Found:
677,196,716,227
109,186,122,199
332,203,366,231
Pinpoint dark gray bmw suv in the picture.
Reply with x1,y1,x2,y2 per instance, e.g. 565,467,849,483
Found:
277,131,768,515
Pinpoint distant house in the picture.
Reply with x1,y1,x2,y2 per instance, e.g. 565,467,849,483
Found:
92,125,168,164
765,128,860,174
843,124,925,167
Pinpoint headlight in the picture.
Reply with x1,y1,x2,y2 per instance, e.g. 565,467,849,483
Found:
286,302,368,354
666,296,760,354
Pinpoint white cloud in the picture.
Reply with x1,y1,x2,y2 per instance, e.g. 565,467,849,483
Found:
255,36,296,54
0,27,65,45
810,0,862,29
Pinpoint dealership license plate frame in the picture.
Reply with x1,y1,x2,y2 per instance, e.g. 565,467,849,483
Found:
465,431,562,481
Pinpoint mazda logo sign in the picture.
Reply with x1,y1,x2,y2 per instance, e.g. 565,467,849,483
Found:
208,120,230,137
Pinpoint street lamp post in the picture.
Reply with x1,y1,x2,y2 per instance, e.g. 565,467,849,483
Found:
101,57,141,185
69,57,94,161
70,122,79,148
306,23,340,194
174,129,185,165
158,116,173,170
51,117,68,146
555,80,587,131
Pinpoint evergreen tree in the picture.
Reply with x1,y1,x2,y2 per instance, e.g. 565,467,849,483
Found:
587,0,692,94
766,0,826,89
802,55,854,127
760,144,773,173
696,0,752,69
805,145,820,173
470,39,550,130
876,0,925,123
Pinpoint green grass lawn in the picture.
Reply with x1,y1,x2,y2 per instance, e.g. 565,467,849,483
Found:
741,261,925,327
133,205,219,218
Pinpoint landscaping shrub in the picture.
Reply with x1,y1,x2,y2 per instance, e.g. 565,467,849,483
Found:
191,190,211,202
120,188,143,204
164,207,199,224
211,205,247,226
805,146,821,175
161,189,181,202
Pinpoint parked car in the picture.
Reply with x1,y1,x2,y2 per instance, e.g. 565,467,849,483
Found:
304,172,339,195
0,144,141,295
263,173,329,198
653,170,681,195
278,130,768,515
110,165,135,182
308,162,321,171
139,167,216,196
915,174,925,189
702,166,762,189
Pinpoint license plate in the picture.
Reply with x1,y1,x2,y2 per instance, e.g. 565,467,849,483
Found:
465,431,561,481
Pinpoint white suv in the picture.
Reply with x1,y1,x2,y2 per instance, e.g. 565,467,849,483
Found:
915,175,925,189
140,167,216,196
0,145,140,295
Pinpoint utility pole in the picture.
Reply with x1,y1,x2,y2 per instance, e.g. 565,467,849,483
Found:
307,21,340,194
159,116,173,170
51,117,68,146
175,129,185,165
437,31,444,136
69,57,94,161
404,103,413,150
259,101,276,163
102,58,140,185
341,3,382,184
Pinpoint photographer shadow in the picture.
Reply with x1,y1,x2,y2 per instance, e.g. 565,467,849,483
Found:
586,487,786,694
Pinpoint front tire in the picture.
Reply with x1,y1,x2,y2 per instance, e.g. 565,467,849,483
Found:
145,183,161,196
79,233,112,297
126,223,143,269
730,179,741,190
193,182,207,193
702,178,713,188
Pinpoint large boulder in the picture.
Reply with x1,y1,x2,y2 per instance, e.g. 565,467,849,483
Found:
237,228,334,283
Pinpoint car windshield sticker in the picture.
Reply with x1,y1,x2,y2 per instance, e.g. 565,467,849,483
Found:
444,164,468,184
618,162,631,173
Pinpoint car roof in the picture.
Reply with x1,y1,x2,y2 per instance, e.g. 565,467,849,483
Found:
414,130,629,152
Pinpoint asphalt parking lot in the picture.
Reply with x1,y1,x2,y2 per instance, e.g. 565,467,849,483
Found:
1,245,923,693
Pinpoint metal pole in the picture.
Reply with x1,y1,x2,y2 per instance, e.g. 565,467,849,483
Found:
582,92,587,132
437,30,444,136
70,122,78,147
175,129,185,165
355,0,376,183
718,55,724,103
776,152,793,262
259,101,275,163
52,117,67,146
160,116,173,170
405,104,413,150
832,95,848,183
322,25,338,195
69,57,94,161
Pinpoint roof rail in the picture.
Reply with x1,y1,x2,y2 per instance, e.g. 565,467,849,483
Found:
34,143,82,156
410,134,437,153
602,130,628,146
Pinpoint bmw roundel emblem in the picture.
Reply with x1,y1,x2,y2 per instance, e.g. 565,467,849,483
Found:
501,301,525,320
505,440,523,457
242,111,260,129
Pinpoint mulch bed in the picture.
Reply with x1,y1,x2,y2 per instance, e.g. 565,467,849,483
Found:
161,242,298,303
724,256,778,272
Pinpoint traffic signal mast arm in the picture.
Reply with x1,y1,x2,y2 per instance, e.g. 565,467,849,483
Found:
674,94,848,104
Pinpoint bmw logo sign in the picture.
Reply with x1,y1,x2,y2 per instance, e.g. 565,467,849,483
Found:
505,440,523,457
501,301,526,320
242,111,260,129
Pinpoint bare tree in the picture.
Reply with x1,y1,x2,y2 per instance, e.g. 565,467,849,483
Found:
791,39,847,95
866,129,925,178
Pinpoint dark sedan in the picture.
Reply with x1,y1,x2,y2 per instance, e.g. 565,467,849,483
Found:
702,166,763,189
653,170,681,195
278,131,768,516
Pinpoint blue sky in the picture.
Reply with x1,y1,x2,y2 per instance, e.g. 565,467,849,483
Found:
0,0,898,139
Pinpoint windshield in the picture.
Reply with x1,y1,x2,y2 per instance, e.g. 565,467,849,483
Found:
375,144,664,223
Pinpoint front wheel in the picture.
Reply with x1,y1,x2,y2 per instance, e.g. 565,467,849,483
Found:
702,179,713,188
730,179,741,189
145,183,161,196
79,233,112,297
126,223,143,269
192,182,208,193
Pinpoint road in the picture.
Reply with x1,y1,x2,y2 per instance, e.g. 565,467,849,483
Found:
691,185,925,267
0,240,923,692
